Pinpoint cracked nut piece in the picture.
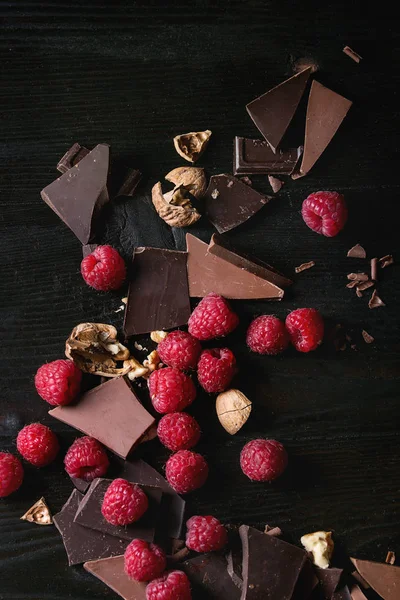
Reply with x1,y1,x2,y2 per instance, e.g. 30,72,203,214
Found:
173,130,212,163
165,167,207,199
301,531,334,569
152,181,201,228
150,330,169,343
143,350,161,373
21,497,52,525
125,358,150,380
216,389,252,435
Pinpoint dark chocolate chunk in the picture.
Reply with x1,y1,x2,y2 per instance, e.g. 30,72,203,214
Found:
57,142,90,173
368,289,386,309
114,168,142,198
84,555,146,600
351,557,400,600
343,46,362,63
315,566,343,598
70,476,90,493
182,553,241,599
123,247,191,337
246,68,312,153
233,137,301,175
53,490,127,566
82,244,98,258
291,560,318,600
268,175,284,193
347,244,367,259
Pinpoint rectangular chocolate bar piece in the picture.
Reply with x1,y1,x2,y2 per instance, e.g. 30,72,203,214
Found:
84,555,146,600
233,137,301,175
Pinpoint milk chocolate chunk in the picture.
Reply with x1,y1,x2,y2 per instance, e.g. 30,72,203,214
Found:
41,144,110,244
74,478,162,542
246,67,312,153
84,555,146,600
351,557,400,600
49,377,155,459
239,525,306,600
315,566,343,598
53,490,127,566
182,553,241,599
204,175,271,234
233,137,301,175
123,247,191,337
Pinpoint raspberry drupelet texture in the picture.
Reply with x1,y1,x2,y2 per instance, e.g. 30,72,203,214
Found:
16,423,59,467
301,191,348,237
246,315,289,355
124,539,166,582
148,367,196,414
188,293,239,341
0,452,24,497
286,308,324,353
64,436,109,481
146,570,192,600
157,331,201,371
197,348,237,393
35,359,82,406
157,412,201,451
240,439,288,482
165,450,209,494
81,245,126,291
101,478,149,526
186,515,228,552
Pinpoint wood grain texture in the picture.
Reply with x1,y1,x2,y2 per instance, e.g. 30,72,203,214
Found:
1,2,400,599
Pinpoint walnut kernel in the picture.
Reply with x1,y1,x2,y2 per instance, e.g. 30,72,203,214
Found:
300,531,334,569
150,330,169,343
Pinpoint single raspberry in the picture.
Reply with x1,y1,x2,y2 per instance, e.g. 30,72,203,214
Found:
35,359,82,406
301,191,348,237
16,423,59,467
0,452,24,497
148,367,196,414
124,539,166,582
165,450,208,494
81,245,126,291
285,308,324,353
146,570,191,600
157,331,201,371
64,436,109,481
188,293,239,341
246,315,289,355
240,439,288,482
186,515,228,552
101,478,148,526
197,348,237,393
157,413,201,452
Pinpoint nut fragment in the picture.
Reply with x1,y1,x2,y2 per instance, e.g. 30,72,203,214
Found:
216,389,252,435
165,167,207,199
152,181,201,228
150,330,169,343
125,358,150,381
21,497,52,526
173,129,212,163
143,350,161,373
301,531,334,569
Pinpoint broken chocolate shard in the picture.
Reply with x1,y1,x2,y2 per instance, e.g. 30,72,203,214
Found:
233,137,301,175
123,247,191,337
49,377,155,459
315,566,343,598
349,583,368,600
368,289,385,309
53,490,127,566
386,551,396,565
57,142,90,173
41,144,110,244
361,330,374,344
20,497,52,525
343,46,362,63
246,67,312,153
347,244,367,259
114,168,142,198
379,254,394,268
268,175,284,193
351,557,400,600
182,553,241,599
291,560,318,600
82,243,98,258
70,476,90,493
295,261,315,273
84,555,146,600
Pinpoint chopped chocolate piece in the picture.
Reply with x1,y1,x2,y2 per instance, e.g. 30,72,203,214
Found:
356,280,374,293
343,46,362,63
53,490,127,566
169,547,190,562
84,555,146,600
182,553,241,599
291,560,319,600
347,244,367,259
361,330,374,344
239,524,306,599
332,587,352,600
41,144,110,244
295,261,315,273
204,174,271,233
246,68,312,153
227,550,243,589
233,137,301,175
386,551,396,565
263,525,282,536
70,476,90,493
240,176,253,186
370,257,378,281
123,247,191,337
347,273,369,281
351,571,370,589
315,566,343,598
49,377,155,459
379,254,394,268
114,168,142,198
57,142,90,173
20,497,52,525
349,583,368,600
368,289,386,309
293,81,352,178
351,557,400,600
82,244,98,258
268,175,284,193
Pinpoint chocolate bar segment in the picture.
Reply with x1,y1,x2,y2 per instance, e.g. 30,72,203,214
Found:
233,137,301,175
84,555,146,600
351,557,400,600
182,553,241,599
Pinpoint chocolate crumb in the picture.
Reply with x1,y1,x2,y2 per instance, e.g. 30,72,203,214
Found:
240,176,253,186
369,290,386,309
370,257,378,282
343,46,362,63
268,175,284,193
347,244,366,259
379,254,394,268
352,571,370,589
362,330,374,344
347,273,369,281
385,550,396,565
295,261,315,273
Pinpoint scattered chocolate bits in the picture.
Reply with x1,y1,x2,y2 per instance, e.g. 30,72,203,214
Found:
347,244,366,259
295,261,315,273
343,46,362,63
379,254,394,268
268,175,284,193
368,290,386,309
361,330,374,344
385,550,396,565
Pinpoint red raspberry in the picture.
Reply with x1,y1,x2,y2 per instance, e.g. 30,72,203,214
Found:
186,515,228,552
35,359,82,406
240,439,288,482
16,423,59,467
146,570,191,600
188,293,239,341
81,245,126,291
165,450,208,494
0,452,24,497
124,539,166,582
157,413,201,452
197,348,236,393
101,478,148,526
157,331,201,371
246,315,289,355
301,191,347,237
64,436,109,481
286,308,324,353
148,368,196,414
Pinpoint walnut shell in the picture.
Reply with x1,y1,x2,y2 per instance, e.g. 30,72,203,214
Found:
216,389,252,435
173,130,212,163
151,181,201,228
165,167,207,199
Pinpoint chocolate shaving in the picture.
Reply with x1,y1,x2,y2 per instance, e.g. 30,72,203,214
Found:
355,288,363,298
347,244,366,259
264,525,282,536
57,142,90,173
370,258,378,282
369,290,385,309
268,175,284,193
295,261,315,273
169,547,190,562
385,550,396,565
346,280,359,289
343,46,362,63
362,330,374,344
21,497,53,525
347,273,369,281
379,254,394,268
351,571,370,589
357,281,374,292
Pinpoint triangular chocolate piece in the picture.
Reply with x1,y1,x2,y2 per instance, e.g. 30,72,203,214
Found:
182,553,241,599
315,566,343,598
246,67,312,152
41,144,110,244
351,557,400,600
84,555,146,600
291,560,319,600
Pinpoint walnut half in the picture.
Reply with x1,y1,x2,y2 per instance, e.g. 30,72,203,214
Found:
151,181,201,228
165,167,207,199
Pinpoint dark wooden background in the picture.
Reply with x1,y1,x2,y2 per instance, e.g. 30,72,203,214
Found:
1,2,399,598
